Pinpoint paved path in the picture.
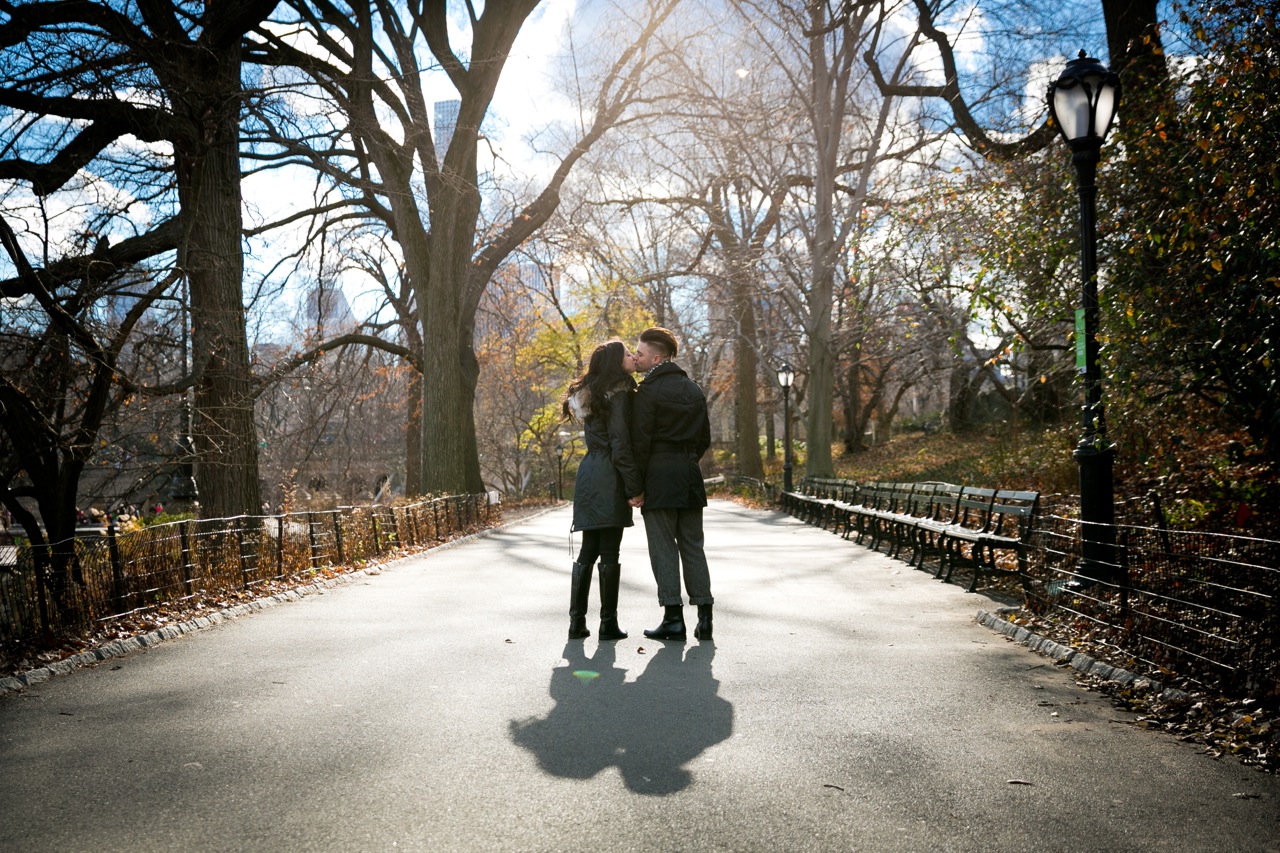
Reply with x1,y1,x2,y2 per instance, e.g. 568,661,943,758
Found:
2,501,1277,852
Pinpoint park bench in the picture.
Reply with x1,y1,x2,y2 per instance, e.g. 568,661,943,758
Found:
781,476,862,532
968,488,1040,591
864,482,919,553
818,478,860,533
842,481,907,549
929,486,998,586
780,475,830,526
879,481,941,561
781,476,1039,594
840,481,887,544
935,488,1040,592
781,476,865,537
903,482,964,571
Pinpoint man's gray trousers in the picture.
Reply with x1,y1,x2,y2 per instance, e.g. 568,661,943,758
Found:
641,507,713,606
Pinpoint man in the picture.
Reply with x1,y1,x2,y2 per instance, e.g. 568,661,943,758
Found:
628,326,714,641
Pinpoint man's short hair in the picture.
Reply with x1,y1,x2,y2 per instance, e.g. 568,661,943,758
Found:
639,326,678,358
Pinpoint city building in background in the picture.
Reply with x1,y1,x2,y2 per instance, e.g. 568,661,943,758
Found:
434,99,460,157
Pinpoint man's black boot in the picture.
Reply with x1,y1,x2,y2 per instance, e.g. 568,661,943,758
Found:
643,604,686,641
694,603,713,640
568,561,593,639
597,563,628,641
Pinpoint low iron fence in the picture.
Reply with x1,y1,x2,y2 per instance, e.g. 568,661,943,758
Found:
1023,495,1280,697
707,474,776,504
0,494,493,647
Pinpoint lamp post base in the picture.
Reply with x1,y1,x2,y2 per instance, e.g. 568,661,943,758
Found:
1071,441,1118,588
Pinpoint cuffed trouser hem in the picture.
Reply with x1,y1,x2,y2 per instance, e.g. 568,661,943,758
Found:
642,506,713,607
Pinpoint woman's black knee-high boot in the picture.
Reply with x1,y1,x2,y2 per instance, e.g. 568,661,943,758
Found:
643,604,686,641
597,563,627,641
568,561,593,639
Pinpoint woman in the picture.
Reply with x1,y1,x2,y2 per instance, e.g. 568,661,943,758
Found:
562,340,645,640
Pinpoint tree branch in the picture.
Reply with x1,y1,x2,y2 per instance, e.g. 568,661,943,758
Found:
254,332,422,396
0,217,182,298
860,0,1057,160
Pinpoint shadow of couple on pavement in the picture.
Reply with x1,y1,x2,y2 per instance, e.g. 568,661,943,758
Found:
509,640,733,795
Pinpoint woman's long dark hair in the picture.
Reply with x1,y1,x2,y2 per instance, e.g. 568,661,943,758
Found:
562,340,635,422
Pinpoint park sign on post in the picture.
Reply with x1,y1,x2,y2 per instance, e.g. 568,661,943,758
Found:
1075,308,1087,371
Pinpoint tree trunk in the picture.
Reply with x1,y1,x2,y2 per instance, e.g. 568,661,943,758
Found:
1102,0,1168,114
406,367,423,497
839,352,862,454
948,362,978,433
419,169,487,494
801,1,848,477
175,51,261,520
806,175,837,474
765,401,776,461
732,273,765,479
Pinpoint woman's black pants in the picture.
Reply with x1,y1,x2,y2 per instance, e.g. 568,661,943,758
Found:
575,527,624,567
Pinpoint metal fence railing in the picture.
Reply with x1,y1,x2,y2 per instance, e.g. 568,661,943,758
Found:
0,494,493,647
707,474,776,504
1022,495,1280,696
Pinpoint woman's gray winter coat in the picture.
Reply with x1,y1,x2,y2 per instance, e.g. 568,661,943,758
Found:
569,381,644,531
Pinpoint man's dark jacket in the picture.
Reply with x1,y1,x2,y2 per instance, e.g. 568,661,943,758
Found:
631,361,711,510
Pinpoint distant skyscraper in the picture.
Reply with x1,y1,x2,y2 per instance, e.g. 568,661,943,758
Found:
434,99,461,157
304,281,355,331
518,258,557,303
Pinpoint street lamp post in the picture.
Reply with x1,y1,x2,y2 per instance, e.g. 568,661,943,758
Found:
555,443,565,501
1048,51,1121,586
777,362,795,493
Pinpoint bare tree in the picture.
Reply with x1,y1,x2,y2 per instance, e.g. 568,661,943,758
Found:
0,0,278,518
601,52,803,477
727,0,952,474
248,0,684,494
0,214,177,617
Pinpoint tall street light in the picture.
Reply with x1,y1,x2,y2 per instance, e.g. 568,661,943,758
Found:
777,362,795,493
555,442,565,501
1048,50,1121,586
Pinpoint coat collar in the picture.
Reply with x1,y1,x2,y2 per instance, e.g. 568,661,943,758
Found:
641,360,685,383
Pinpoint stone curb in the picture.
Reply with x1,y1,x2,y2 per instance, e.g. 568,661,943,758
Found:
0,507,561,698
976,608,1191,704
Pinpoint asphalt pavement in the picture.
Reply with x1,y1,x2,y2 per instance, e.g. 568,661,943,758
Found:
1,500,1277,852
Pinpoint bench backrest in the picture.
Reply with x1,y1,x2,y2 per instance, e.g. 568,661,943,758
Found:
862,482,892,509
903,482,938,516
926,483,963,523
800,475,834,497
836,478,859,502
954,486,997,531
811,477,835,499
887,482,916,512
987,490,1040,538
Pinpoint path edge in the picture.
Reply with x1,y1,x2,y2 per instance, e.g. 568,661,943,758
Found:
976,608,1191,704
